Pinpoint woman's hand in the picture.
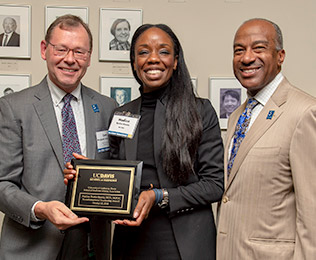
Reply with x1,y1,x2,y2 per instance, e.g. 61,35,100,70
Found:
63,153,88,185
113,190,156,226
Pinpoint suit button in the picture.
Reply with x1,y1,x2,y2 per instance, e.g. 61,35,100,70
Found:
222,196,229,203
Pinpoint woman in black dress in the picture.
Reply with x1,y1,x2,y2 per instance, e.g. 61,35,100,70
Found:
64,23,224,260
109,24,224,260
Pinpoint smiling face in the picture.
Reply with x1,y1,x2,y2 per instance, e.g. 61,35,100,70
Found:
233,20,285,96
223,94,239,114
133,27,178,93
40,24,91,93
115,89,127,105
3,17,16,34
115,21,130,43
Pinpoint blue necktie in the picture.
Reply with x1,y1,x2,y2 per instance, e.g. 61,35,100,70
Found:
227,98,258,178
62,94,81,165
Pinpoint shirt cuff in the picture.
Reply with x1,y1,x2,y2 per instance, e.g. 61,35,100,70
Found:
31,201,45,222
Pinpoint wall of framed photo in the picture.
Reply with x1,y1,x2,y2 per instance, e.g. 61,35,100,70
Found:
0,0,314,117
0,0,315,235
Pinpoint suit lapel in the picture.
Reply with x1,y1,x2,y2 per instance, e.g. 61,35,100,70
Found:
82,86,97,159
33,79,64,170
226,78,290,189
154,98,173,187
124,97,142,161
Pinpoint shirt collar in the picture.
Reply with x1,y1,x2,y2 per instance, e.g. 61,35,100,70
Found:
251,72,284,106
47,75,82,107
5,32,13,37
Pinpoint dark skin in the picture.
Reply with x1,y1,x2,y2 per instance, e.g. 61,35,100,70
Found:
64,28,178,226
233,19,285,96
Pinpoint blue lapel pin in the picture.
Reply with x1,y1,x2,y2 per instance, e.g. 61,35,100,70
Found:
266,110,275,119
92,104,99,113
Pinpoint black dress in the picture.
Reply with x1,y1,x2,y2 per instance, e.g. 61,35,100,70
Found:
112,88,181,260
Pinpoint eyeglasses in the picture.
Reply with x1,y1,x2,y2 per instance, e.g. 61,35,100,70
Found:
47,41,91,61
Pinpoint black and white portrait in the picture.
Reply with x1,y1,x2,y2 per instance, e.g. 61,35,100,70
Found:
209,77,246,129
3,87,14,96
0,16,20,47
45,6,88,32
109,19,131,51
111,87,131,106
219,88,241,119
99,8,142,61
0,74,30,98
0,5,31,58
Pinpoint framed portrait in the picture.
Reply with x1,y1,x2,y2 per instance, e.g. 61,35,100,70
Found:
191,77,198,95
0,74,30,97
45,6,89,32
99,8,142,61
0,4,31,59
209,77,247,129
100,76,140,106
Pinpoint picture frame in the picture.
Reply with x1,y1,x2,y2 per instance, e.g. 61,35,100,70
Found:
99,8,142,61
191,77,198,95
45,6,89,32
100,76,140,106
209,77,247,129
0,4,31,59
0,74,31,97
66,159,143,219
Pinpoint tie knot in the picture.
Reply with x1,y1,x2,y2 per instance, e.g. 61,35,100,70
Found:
63,93,74,104
246,98,258,110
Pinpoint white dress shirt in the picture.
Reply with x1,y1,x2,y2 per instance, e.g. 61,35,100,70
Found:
228,73,284,160
2,32,13,46
47,76,87,157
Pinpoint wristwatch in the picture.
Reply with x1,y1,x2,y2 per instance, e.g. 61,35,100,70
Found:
158,189,169,209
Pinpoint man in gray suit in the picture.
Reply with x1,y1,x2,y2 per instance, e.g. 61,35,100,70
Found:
0,15,116,259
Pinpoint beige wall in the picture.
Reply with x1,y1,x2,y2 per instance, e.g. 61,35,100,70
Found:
0,0,315,98
0,0,315,230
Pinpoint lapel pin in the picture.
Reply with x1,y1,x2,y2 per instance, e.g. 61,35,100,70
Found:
266,110,275,119
92,104,100,113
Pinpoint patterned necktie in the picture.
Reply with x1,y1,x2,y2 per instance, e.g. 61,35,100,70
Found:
227,98,258,178
3,34,8,46
62,94,81,165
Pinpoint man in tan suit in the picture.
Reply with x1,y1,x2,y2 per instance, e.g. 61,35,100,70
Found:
217,18,316,259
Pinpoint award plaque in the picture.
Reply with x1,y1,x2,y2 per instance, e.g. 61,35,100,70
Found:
66,159,143,219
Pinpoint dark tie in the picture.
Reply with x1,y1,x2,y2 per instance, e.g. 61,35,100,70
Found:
62,93,81,164
227,98,258,178
3,34,8,46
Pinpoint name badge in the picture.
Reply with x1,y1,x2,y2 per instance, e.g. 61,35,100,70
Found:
108,112,140,139
96,130,110,152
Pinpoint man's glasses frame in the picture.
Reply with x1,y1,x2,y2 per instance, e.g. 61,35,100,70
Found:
47,41,91,61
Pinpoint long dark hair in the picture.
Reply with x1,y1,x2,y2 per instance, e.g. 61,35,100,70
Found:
130,24,203,184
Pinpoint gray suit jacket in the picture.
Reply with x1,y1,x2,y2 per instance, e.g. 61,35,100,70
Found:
0,77,117,259
217,78,316,259
110,96,224,260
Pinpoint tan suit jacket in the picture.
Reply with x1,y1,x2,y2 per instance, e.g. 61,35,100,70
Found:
217,78,316,259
